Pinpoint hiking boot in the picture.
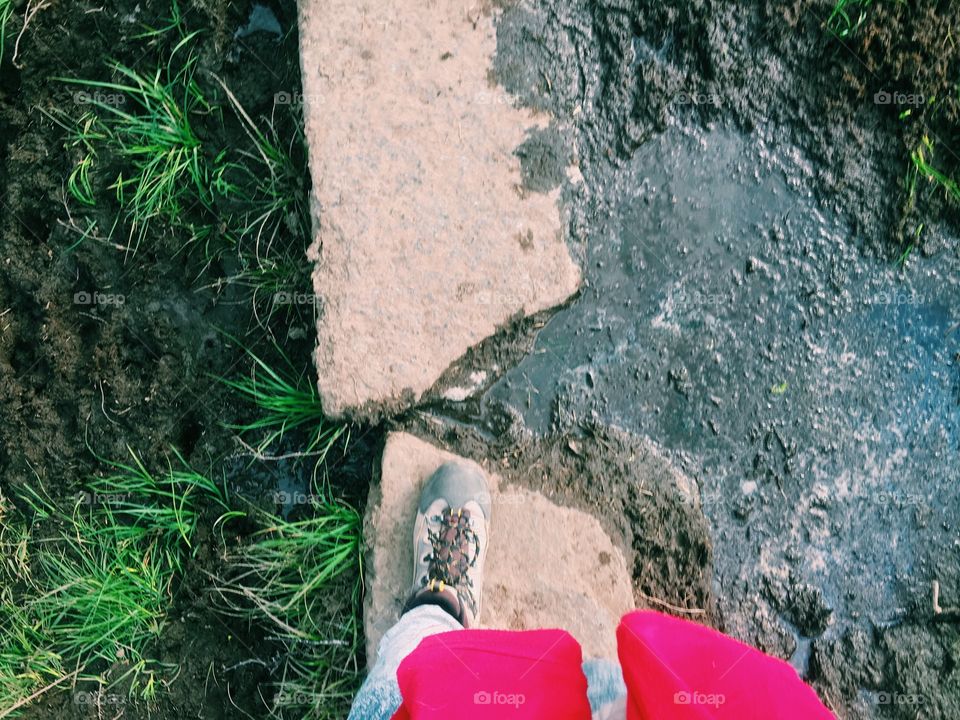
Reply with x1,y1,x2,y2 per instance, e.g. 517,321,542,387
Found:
403,462,491,627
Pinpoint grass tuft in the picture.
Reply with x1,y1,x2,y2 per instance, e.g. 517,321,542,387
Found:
826,0,874,38
214,491,363,719
908,134,960,204
219,341,348,462
0,0,13,64
132,0,188,41
87,446,243,556
0,450,242,714
56,31,310,292
0,496,65,715
57,32,217,253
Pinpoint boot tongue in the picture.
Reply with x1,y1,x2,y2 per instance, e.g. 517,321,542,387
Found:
405,507,481,626
431,508,474,585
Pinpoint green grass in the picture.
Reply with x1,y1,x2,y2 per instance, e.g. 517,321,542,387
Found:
213,340,362,718
214,493,363,719
215,251,311,323
29,516,172,689
67,151,97,207
87,447,245,556
0,0,13,65
908,134,960,203
213,76,309,246
58,32,218,254
826,0,874,38
0,498,65,716
56,28,309,287
132,0,188,41
0,451,242,715
225,505,361,629
212,339,363,718
899,135,960,264
53,0,312,331
63,113,105,208
219,342,348,461
0,604,65,718
30,2,361,713
204,78,314,324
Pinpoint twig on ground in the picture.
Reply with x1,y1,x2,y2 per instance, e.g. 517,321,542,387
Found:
0,670,79,719
932,580,960,621
637,590,706,616
12,0,52,69
233,436,335,462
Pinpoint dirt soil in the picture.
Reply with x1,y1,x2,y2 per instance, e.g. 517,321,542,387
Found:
0,1,374,718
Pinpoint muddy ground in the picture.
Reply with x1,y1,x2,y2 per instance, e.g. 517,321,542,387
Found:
1,1,373,718
450,1,958,718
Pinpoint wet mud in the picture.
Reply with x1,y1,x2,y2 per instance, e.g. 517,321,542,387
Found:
460,1,960,717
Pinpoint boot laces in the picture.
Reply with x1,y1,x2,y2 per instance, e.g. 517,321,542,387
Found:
421,507,480,607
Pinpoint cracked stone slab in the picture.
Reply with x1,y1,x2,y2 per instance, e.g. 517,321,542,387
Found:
297,0,581,419
364,432,634,663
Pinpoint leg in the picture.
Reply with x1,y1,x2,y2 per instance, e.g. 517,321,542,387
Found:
348,605,462,720
349,462,492,719
583,658,627,719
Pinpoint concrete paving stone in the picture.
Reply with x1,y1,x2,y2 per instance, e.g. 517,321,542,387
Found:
364,432,634,663
297,0,581,418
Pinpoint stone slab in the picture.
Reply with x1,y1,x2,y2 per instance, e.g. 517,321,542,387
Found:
364,432,634,663
297,0,581,418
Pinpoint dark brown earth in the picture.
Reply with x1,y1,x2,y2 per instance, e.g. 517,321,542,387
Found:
0,1,373,718
780,0,960,253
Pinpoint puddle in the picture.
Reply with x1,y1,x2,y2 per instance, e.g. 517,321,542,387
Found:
482,123,960,642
